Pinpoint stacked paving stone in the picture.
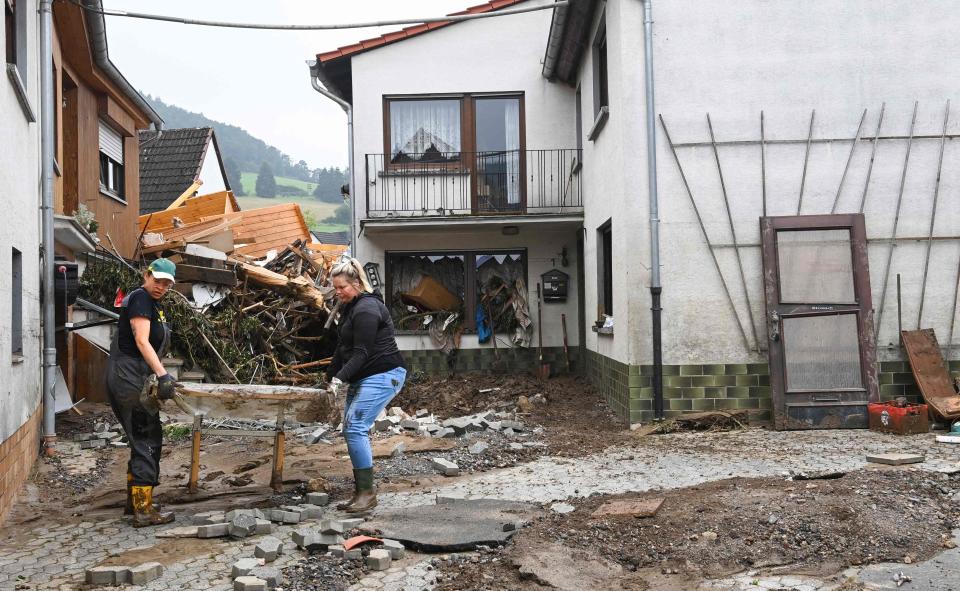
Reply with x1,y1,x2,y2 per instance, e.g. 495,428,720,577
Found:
373,407,527,438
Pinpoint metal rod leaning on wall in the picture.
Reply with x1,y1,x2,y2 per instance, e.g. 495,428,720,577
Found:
760,111,767,217
916,100,951,329
707,113,760,352
875,100,918,347
659,115,752,352
796,110,816,215
859,103,886,214
947,253,960,355
830,109,868,214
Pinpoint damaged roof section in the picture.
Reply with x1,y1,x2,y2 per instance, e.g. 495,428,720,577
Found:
138,128,225,214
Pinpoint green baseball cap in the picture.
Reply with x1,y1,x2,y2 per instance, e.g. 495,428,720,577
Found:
148,258,176,282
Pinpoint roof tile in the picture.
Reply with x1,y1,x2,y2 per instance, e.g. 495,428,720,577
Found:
138,128,214,215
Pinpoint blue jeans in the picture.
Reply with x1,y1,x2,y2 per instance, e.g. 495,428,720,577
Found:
343,367,407,470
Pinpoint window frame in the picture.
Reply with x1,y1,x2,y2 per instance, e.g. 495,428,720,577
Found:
385,248,529,334
588,12,609,141
597,219,613,320
382,93,527,212
5,0,34,122
11,246,23,360
98,120,127,203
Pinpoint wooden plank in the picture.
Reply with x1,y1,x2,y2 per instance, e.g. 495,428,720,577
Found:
165,180,204,211
901,329,960,420
174,264,237,286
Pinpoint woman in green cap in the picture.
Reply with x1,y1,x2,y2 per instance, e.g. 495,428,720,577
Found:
106,258,178,527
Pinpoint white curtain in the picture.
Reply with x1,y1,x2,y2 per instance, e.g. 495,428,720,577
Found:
390,100,460,158
503,99,521,204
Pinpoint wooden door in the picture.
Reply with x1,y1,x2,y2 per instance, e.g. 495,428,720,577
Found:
760,214,879,429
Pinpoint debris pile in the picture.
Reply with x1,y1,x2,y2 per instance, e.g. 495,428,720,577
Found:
78,192,350,387
372,406,529,439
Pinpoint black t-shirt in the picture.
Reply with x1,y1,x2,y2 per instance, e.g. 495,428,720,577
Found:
117,287,166,358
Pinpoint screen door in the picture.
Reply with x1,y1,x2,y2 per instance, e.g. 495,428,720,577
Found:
760,214,879,429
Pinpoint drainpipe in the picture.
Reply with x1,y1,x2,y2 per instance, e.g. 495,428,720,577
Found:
307,61,356,258
40,0,57,454
642,0,664,420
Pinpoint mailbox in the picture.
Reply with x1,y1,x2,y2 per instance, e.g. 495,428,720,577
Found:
541,269,569,303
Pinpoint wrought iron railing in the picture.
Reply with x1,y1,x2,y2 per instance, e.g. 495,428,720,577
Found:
365,149,582,217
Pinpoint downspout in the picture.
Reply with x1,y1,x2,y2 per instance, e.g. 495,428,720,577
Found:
307,60,356,258
83,0,164,129
40,0,57,454
642,0,664,420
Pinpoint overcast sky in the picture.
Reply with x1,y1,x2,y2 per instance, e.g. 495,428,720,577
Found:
104,0,469,170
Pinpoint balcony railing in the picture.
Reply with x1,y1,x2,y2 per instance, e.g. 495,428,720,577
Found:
365,149,582,218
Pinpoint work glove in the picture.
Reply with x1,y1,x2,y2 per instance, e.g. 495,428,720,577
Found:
327,377,345,397
157,374,178,401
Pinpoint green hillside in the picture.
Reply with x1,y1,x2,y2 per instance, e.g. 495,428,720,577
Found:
239,172,316,196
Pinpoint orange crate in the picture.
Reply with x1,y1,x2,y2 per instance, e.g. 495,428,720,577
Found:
868,401,929,435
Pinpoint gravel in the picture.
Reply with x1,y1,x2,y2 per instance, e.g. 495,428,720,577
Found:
281,554,366,591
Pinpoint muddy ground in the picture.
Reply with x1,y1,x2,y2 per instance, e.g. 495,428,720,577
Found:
433,469,960,590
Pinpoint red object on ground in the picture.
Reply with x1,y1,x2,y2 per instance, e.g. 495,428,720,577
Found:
343,535,383,551
868,401,929,435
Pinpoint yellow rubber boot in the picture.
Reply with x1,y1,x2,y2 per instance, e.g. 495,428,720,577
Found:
130,485,174,528
125,473,160,515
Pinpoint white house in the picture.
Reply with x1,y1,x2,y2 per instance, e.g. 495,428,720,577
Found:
1,0,43,520
313,0,960,428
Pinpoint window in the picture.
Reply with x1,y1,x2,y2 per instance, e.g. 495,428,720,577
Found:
4,0,14,66
593,16,608,116
386,250,527,333
388,99,461,163
98,120,125,199
11,247,22,357
598,220,612,318
575,85,583,153
588,14,610,141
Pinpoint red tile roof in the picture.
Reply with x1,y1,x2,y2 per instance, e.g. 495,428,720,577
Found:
317,0,527,63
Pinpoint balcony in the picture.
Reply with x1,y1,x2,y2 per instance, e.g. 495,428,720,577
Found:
364,149,582,224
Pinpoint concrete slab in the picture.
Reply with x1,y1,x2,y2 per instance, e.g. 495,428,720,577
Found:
866,453,925,465
855,531,960,589
591,498,664,518
358,498,536,552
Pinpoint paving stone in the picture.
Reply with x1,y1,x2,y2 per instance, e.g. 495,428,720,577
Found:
254,537,284,562
306,492,329,506
234,576,267,591
225,509,266,521
391,442,407,457
469,442,489,455
229,514,258,538
329,544,346,558
431,457,460,476
291,529,317,549
339,517,365,529
198,523,230,538
866,453,925,465
366,549,392,571
85,566,128,585
382,539,406,560
254,519,274,535
295,504,323,520
231,558,261,578
319,519,345,534
249,566,281,589
193,511,226,525
128,562,163,585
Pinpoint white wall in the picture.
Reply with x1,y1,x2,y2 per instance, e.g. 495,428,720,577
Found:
197,142,227,195
575,0,960,365
0,0,43,442
349,8,578,259
363,226,580,351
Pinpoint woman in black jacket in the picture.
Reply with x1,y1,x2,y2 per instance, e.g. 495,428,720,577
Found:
326,259,406,512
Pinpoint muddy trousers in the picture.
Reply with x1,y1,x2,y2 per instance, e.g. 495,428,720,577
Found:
106,352,163,487
343,367,407,470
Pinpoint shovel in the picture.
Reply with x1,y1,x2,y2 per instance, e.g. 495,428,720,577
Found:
536,283,550,381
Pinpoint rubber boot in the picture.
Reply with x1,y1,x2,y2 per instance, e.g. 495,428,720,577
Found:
125,473,160,515
336,470,360,510
130,485,175,528
344,467,377,513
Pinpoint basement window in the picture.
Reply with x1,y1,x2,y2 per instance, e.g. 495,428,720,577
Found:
11,247,23,358
98,120,126,201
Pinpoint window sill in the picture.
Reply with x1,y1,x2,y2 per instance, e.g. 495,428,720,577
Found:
587,106,609,142
100,187,128,205
11,354,25,365
591,324,614,336
6,64,36,123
